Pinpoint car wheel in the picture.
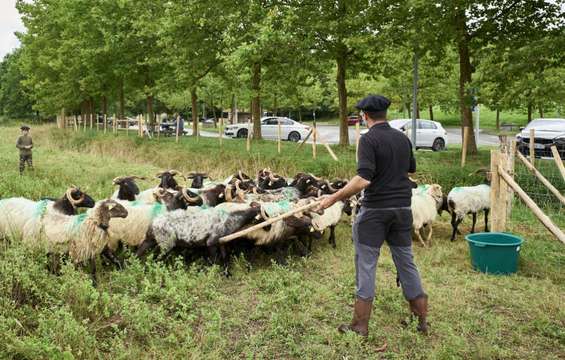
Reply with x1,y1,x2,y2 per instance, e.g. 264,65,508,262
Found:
432,138,445,152
288,131,301,142
237,129,248,138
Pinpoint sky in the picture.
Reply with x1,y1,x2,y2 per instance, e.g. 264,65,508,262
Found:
0,0,25,59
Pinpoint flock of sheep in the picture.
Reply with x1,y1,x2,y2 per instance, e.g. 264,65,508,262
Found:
0,168,491,282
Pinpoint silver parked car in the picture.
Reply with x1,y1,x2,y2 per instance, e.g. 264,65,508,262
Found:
224,117,311,142
362,119,448,151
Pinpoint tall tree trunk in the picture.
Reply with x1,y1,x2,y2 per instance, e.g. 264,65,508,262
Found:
496,108,500,130
147,95,154,127
539,105,544,118
251,62,262,140
416,102,420,118
456,10,477,154
89,96,95,128
407,103,412,119
527,103,533,123
102,95,108,117
336,48,349,146
230,94,235,124
191,88,198,137
299,109,302,122
119,79,125,120
273,93,278,116
428,105,434,120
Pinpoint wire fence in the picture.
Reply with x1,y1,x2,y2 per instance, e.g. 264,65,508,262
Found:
514,155,564,222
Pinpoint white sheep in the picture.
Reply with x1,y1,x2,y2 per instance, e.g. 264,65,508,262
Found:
411,184,443,247
0,188,95,239
22,200,128,283
106,200,168,251
447,184,490,241
305,197,351,249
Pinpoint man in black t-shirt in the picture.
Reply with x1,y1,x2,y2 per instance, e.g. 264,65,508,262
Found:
319,95,428,339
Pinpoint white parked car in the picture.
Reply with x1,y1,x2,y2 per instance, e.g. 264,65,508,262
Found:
224,117,311,142
361,119,448,151
516,118,565,159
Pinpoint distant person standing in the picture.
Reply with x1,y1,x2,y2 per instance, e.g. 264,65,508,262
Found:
16,125,34,175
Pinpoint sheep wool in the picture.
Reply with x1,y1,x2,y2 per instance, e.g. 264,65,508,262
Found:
447,184,490,220
0,198,49,238
107,200,167,250
24,202,119,263
310,201,345,232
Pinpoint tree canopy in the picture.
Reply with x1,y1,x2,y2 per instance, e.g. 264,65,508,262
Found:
0,0,562,146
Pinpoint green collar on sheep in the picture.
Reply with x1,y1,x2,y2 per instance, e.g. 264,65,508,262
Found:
33,199,50,219
68,213,88,233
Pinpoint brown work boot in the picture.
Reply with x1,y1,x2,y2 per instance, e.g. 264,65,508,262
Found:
338,297,373,337
408,294,429,334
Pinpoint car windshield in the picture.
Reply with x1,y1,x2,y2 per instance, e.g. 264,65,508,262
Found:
525,119,565,131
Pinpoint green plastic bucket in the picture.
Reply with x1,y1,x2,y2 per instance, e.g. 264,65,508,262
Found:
465,232,524,275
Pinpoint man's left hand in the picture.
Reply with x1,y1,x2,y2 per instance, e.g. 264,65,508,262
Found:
319,194,337,210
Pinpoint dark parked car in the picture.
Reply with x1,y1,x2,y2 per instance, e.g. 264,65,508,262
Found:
516,118,565,159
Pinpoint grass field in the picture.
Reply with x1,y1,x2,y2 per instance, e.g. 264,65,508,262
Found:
0,124,564,359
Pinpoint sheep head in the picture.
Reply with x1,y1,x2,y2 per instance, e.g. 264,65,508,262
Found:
186,172,208,189
65,186,95,208
156,169,184,190
96,199,128,230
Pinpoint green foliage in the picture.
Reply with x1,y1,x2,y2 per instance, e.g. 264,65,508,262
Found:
0,50,34,118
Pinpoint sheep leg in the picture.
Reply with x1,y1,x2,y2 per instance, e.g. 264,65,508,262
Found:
484,209,490,232
426,225,433,245
471,212,477,233
450,213,463,241
295,236,311,257
219,245,231,277
275,244,288,266
329,225,336,249
415,228,426,247
88,258,97,287
101,246,123,270
135,237,157,259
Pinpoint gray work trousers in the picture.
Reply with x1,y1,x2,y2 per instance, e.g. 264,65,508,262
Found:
352,206,425,301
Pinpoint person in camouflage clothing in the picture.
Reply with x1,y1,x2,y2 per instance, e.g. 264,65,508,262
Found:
16,125,34,175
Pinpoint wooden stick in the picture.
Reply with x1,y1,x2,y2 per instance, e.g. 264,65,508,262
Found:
461,126,469,167
516,151,565,205
246,117,251,152
529,128,535,166
104,114,107,134
550,145,565,181
312,125,317,159
295,129,313,152
355,120,361,161
157,114,161,139
176,115,180,143
506,139,516,217
498,166,565,244
219,200,322,244
74,115,78,132
277,117,282,154
113,114,116,135
313,128,338,161
219,117,223,147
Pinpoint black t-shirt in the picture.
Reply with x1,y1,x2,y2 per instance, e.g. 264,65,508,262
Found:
357,122,416,208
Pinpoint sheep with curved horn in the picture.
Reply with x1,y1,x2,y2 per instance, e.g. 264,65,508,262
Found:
0,187,96,240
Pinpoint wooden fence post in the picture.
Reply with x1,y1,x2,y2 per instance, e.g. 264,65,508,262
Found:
74,115,78,132
157,114,161,139
277,117,282,154
246,117,251,152
461,126,469,167
312,123,317,159
219,117,223,147
490,149,507,232
113,114,116,135
355,120,361,161
506,139,516,217
550,145,565,181
529,128,535,166
104,114,107,134
176,115,180,143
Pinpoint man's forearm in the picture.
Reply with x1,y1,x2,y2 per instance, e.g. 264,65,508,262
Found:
332,175,370,202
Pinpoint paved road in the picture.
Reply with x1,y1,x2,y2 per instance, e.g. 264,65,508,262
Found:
197,125,500,147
